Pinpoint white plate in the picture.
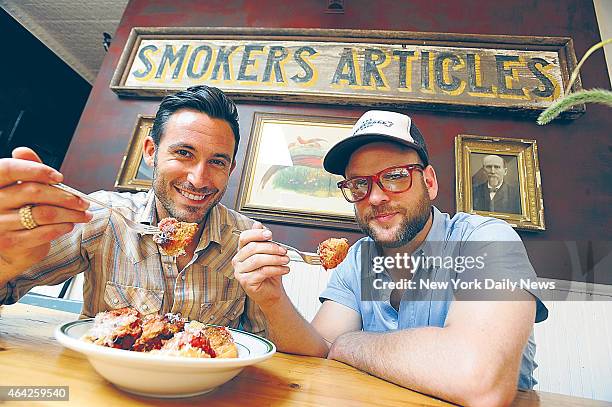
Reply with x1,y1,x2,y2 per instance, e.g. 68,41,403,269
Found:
55,319,275,398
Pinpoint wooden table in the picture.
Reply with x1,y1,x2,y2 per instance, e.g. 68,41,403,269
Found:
1,303,609,406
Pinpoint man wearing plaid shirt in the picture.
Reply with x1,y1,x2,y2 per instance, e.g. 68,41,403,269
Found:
0,85,267,337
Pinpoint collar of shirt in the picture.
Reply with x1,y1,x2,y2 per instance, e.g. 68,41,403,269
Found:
136,189,225,256
195,203,224,254
137,190,157,225
420,207,446,253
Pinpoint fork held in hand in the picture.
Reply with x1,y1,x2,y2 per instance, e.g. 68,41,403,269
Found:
51,183,160,235
232,230,321,266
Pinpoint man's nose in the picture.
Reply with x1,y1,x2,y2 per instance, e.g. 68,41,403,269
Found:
186,163,212,189
367,182,390,206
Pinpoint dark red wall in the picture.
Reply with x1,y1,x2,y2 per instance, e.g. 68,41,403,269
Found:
62,0,612,283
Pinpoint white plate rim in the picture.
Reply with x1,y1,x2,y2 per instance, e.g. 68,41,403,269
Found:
55,319,276,368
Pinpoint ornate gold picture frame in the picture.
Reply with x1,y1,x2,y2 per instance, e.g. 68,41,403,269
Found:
236,112,359,230
455,134,545,231
114,115,154,192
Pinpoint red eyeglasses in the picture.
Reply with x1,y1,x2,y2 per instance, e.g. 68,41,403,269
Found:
337,164,425,203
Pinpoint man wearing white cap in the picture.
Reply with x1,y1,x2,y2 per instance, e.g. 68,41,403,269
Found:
233,110,548,406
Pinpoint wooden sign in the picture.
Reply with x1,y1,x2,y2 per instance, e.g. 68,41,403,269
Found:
110,28,584,118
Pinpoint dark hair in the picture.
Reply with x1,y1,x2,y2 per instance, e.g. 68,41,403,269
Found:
150,85,240,160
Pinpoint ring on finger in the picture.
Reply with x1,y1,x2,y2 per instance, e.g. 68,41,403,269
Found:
19,205,39,230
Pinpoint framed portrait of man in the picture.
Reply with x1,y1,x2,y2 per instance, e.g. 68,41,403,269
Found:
114,115,154,192
470,153,521,215
455,134,545,231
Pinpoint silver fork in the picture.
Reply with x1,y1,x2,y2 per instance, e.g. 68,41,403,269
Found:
52,183,160,235
232,230,321,266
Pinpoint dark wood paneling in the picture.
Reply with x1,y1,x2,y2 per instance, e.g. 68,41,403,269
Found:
61,0,612,282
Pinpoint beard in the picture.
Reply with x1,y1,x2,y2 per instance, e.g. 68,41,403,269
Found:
151,158,224,224
356,185,432,249
487,174,502,187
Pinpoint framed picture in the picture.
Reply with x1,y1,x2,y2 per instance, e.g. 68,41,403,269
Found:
236,112,359,230
114,115,154,192
455,134,545,231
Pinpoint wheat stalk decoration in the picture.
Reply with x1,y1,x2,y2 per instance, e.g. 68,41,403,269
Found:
537,38,612,125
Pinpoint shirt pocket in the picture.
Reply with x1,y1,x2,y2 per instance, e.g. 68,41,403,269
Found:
198,296,246,326
104,281,163,316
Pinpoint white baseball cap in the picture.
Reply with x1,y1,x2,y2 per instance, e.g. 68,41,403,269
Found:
323,110,430,176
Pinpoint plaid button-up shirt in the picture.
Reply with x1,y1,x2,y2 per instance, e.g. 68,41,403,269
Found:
0,190,267,336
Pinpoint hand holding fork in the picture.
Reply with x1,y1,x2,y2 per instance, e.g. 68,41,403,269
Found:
0,148,96,279
231,230,320,265
231,223,320,309
51,183,159,235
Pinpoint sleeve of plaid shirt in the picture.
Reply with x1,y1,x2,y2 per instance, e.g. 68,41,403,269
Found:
0,201,109,305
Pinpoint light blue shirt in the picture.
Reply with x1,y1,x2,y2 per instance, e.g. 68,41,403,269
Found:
320,207,548,389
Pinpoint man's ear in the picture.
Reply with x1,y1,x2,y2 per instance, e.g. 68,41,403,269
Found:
143,136,156,167
423,165,439,201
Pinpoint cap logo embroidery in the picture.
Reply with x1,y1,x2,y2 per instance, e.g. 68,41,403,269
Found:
354,119,394,134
